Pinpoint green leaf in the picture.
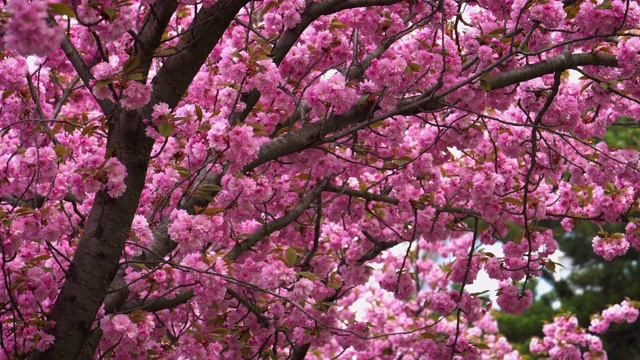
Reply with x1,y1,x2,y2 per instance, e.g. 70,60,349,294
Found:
195,104,203,121
63,123,76,134
51,122,62,136
53,144,71,156
174,166,190,177
501,197,522,205
198,184,223,193
297,271,321,280
126,73,145,81
209,328,232,335
262,1,276,13
95,79,112,89
103,7,117,21
471,290,490,296
284,247,297,267
2,90,15,99
158,123,174,137
513,230,524,245
198,192,214,201
330,17,349,30
356,93,370,105
156,47,177,57
479,78,492,91
123,56,141,74
485,28,506,38
595,1,613,10
48,3,75,18
201,206,224,215
407,62,423,72
420,331,437,339
545,260,556,273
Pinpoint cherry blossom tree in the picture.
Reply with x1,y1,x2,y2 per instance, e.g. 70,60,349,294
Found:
1,0,640,359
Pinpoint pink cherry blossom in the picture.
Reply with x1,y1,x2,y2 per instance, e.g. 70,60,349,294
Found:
120,82,152,111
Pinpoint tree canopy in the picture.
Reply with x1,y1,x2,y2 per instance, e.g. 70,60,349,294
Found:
1,0,640,359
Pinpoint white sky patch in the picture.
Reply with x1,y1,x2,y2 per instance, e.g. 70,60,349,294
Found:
26,56,41,73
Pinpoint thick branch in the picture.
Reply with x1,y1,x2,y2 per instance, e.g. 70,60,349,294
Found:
226,288,270,326
104,168,225,314
132,1,179,79
483,52,618,90
290,344,311,360
244,52,620,175
103,219,174,313
327,184,481,218
31,111,156,360
243,105,373,172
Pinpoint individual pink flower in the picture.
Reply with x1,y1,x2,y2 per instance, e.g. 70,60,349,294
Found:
289,278,315,302
93,84,113,101
92,62,116,81
151,102,171,124
120,82,152,111
0,57,28,90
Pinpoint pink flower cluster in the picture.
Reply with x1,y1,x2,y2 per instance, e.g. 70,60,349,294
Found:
589,300,639,334
531,301,638,359
530,315,605,360
592,234,630,261
167,209,215,254
4,0,640,358
70,155,128,198
120,82,152,111
496,284,533,315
